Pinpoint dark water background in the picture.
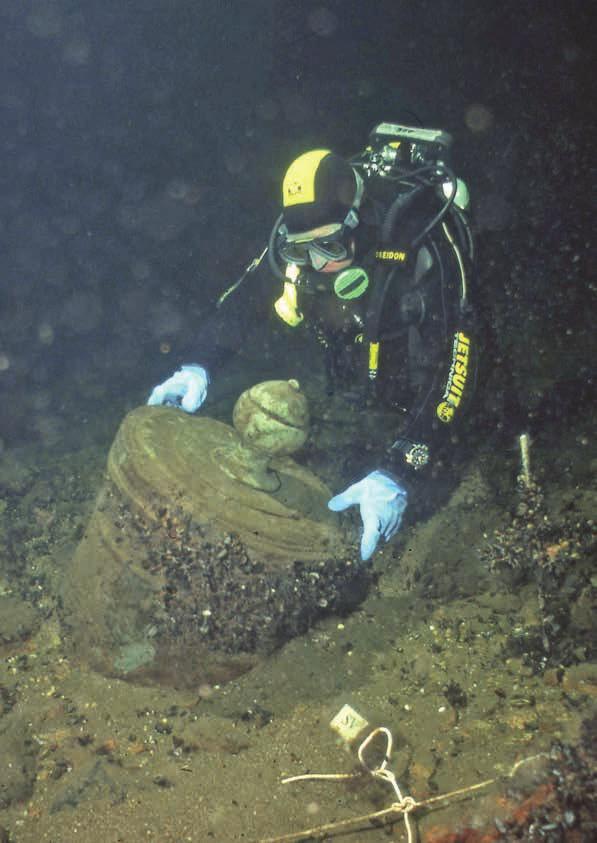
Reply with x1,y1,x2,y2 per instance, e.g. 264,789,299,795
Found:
0,0,594,453
0,3,595,841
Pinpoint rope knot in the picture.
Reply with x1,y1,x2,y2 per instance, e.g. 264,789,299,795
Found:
398,795,417,814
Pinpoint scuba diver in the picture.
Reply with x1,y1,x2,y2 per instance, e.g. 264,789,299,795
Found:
148,122,476,562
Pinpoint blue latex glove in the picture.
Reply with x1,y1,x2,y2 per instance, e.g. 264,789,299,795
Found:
328,470,408,561
147,364,209,413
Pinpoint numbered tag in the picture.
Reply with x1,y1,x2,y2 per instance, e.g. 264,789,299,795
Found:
330,704,369,743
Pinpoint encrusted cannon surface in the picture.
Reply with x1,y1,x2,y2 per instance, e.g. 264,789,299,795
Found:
62,382,368,687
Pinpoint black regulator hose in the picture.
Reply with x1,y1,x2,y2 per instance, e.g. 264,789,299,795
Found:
411,165,457,248
380,163,457,249
267,214,287,282
380,184,426,244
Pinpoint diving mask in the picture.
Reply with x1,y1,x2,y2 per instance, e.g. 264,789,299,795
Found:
278,235,351,269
